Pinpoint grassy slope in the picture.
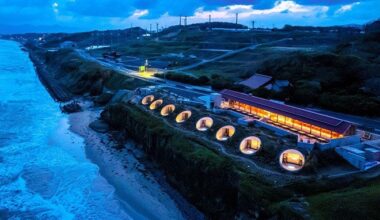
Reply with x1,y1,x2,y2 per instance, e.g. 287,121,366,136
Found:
307,178,380,220
44,49,151,93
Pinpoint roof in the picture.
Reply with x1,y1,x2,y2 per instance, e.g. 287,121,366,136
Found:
239,74,272,89
220,89,353,134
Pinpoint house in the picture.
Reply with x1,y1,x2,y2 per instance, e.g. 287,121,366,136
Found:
239,74,272,89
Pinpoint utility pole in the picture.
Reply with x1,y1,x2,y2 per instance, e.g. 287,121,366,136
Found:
209,14,211,23
235,13,239,25
179,16,182,25
252,20,255,29
184,16,187,26
156,23,159,33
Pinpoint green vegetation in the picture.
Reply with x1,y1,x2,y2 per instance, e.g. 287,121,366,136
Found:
257,37,380,116
306,178,380,220
43,49,151,95
155,72,252,92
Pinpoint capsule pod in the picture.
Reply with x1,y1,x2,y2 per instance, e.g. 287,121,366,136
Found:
141,95,154,105
161,104,176,116
239,136,261,155
196,117,213,131
176,110,192,123
279,149,305,172
149,99,163,110
216,125,235,141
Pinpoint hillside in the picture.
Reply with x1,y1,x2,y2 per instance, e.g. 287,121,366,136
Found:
256,28,380,116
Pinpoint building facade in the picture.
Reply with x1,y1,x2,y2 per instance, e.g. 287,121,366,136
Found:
217,89,356,141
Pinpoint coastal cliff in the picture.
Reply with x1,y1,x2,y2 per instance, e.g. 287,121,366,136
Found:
100,103,289,218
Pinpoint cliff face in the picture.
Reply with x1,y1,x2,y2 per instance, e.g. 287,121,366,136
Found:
101,103,284,219
36,48,151,97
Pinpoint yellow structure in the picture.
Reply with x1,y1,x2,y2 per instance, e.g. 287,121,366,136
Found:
139,66,146,72
161,104,176,116
149,99,163,110
239,136,261,155
176,110,192,123
196,117,213,131
279,149,305,172
216,125,235,141
141,95,154,105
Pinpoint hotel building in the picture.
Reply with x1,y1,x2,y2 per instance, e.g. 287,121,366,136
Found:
218,89,356,142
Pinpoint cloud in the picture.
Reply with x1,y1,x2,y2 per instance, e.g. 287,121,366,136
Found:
193,1,328,19
0,0,379,33
335,2,360,14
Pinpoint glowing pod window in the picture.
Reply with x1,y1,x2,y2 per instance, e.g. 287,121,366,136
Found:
196,117,213,131
141,95,154,105
161,104,176,116
279,149,305,172
216,125,235,141
175,111,192,123
149,99,163,110
239,136,261,155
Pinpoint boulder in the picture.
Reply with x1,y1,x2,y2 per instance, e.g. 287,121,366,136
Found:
89,119,109,133
90,79,104,96
94,91,114,106
61,102,82,113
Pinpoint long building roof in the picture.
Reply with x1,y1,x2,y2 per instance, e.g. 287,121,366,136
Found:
220,89,353,134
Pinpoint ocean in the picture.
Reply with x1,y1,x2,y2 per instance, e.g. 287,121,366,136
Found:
0,40,133,219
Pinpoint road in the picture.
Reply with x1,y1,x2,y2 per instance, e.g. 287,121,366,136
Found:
75,49,212,99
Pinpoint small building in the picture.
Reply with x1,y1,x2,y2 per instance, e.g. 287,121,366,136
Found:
239,74,272,90
216,89,356,141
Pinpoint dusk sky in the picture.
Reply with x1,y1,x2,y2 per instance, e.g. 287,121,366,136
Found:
0,0,379,33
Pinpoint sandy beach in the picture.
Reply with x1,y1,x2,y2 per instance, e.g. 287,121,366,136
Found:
68,108,203,220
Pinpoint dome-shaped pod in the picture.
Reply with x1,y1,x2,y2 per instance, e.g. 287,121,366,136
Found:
141,95,154,105
175,110,192,123
196,117,213,131
279,149,305,172
216,125,235,141
161,104,176,116
149,99,163,110
239,136,261,155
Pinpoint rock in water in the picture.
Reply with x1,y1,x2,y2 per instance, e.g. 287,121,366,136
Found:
61,102,82,113
94,91,114,106
89,119,109,133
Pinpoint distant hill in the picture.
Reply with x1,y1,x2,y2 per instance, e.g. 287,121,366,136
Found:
280,24,362,33
41,27,148,48
365,19,380,33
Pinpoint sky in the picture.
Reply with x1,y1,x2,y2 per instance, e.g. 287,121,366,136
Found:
0,0,379,34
